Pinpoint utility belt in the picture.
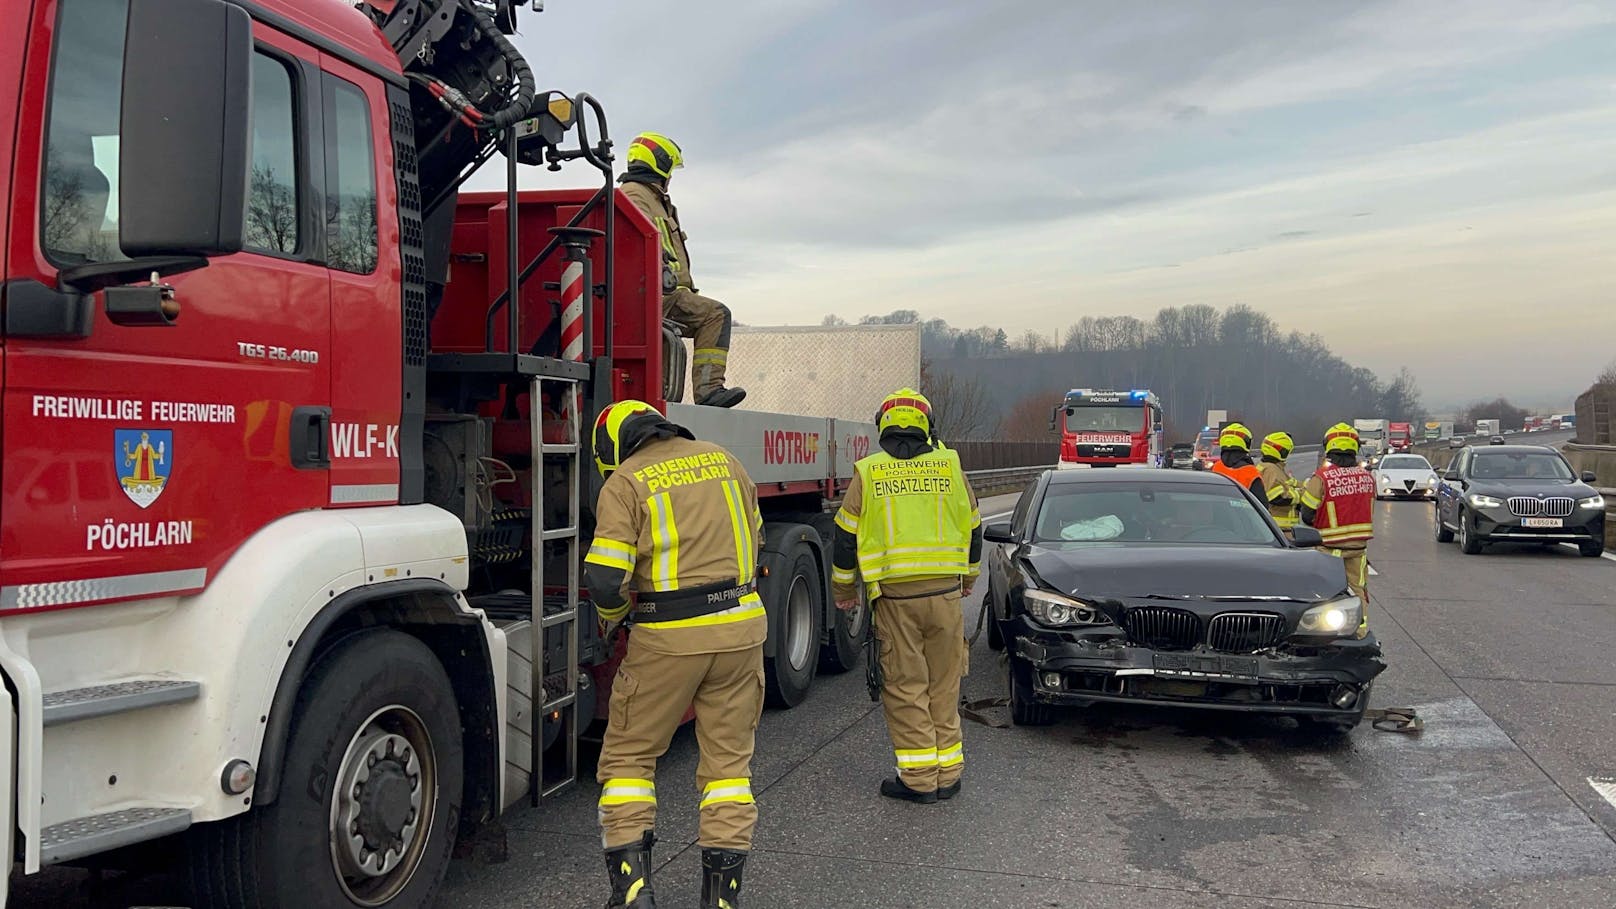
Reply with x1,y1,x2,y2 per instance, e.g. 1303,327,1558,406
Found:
874,581,961,602
630,578,756,624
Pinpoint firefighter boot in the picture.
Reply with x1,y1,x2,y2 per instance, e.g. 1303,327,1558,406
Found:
695,386,747,409
701,848,748,909
603,831,658,909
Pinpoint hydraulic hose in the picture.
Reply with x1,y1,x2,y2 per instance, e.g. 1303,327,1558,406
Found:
466,3,535,130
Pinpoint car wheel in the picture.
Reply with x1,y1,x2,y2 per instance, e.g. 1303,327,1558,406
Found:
1581,540,1606,558
1458,508,1483,555
1301,682,1372,737
1434,503,1454,543
188,630,462,909
1007,654,1054,727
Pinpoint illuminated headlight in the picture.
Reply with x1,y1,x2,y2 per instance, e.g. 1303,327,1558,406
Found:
1468,494,1503,508
1378,474,1392,485
1581,494,1606,510
1296,596,1362,637
1023,589,1106,626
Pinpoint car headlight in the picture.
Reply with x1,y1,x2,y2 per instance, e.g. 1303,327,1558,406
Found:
1580,494,1606,510
1296,596,1363,637
1468,494,1503,508
1023,589,1106,626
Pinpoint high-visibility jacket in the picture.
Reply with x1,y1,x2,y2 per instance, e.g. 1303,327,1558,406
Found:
585,436,765,655
1301,461,1375,546
620,180,694,290
833,448,978,587
1212,460,1261,492
1258,461,1299,527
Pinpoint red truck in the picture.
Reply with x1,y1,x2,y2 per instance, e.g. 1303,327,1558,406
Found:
0,1,880,904
1052,388,1165,468
1388,422,1413,452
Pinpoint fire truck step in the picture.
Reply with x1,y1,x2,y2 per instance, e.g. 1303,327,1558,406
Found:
42,679,201,727
40,806,192,865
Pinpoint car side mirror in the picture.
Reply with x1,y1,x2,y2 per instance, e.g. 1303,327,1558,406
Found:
984,521,1015,544
1583,470,1598,484
119,0,252,259
1290,526,1323,548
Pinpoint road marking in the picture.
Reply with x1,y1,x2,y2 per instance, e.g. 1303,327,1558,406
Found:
1557,542,1616,563
1368,565,1378,576
1589,776,1616,810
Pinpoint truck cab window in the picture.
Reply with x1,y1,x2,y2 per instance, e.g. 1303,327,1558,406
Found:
41,0,127,266
324,77,377,274
246,55,300,254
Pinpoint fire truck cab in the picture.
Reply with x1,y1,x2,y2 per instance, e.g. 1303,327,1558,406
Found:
1051,388,1164,469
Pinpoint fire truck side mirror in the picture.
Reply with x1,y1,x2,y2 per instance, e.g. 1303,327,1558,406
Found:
118,0,252,259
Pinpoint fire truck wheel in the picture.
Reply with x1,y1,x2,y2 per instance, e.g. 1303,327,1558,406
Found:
821,578,867,674
188,629,464,909
763,543,822,708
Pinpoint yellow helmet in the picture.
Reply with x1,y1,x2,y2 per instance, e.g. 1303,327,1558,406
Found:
1261,431,1294,460
592,399,667,478
626,132,684,178
876,388,933,437
1218,422,1253,451
1323,422,1360,454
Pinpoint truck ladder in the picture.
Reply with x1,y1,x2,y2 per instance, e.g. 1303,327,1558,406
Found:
531,375,583,804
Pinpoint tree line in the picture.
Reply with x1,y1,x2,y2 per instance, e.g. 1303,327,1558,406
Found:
826,305,1425,444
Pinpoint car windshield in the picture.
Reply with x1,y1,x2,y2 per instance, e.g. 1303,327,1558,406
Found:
1063,406,1142,432
1033,483,1278,547
1379,456,1430,470
1470,452,1574,480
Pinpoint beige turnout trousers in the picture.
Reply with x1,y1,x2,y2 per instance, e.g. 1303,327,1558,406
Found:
663,287,733,397
874,580,967,792
596,638,765,850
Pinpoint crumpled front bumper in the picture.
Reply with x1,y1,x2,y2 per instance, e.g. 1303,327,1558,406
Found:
1013,627,1385,717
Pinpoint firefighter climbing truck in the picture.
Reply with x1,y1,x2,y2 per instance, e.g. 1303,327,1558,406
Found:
1052,388,1164,468
0,0,880,905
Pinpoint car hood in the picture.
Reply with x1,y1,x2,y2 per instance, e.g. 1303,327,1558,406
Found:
1375,467,1436,480
1465,479,1596,498
1021,544,1347,604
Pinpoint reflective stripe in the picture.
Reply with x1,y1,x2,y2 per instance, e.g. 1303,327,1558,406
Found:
647,493,681,592
638,592,766,629
720,481,749,584
969,510,981,529
895,747,938,768
938,743,963,768
654,216,680,268
700,777,755,808
1300,488,1323,509
586,538,637,571
600,778,657,807
832,566,856,585
834,508,859,533
693,348,727,365
1320,523,1373,542
966,562,981,578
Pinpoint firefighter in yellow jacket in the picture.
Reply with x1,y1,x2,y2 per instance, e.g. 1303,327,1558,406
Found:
618,132,746,409
1299,423,1376,630
584,400,765,908
831,389,982,803
1258,431,1301,530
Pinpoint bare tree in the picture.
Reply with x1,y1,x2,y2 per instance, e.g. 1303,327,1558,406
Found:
1596,357,1616,389
247,165,298,253
921,359,995,441
998,392,1056,440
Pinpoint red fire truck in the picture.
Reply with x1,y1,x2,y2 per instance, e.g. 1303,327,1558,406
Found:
0,0,881,904
1387,422,1413,452
1052,388,1164,468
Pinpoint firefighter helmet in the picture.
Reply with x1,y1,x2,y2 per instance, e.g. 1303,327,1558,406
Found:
626,132,684,178
1323,422,1360,454
876,388,933,438
1261,431,1294,461
1219,422,1253,451
593,399,665,478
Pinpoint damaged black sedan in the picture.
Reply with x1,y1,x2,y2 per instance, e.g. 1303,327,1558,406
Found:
984,469,1385,734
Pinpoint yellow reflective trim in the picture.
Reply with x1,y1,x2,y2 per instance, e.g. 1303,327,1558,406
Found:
721,481,749,584
599,778,657,807
1300,489,1323,508
591,538,636,559
834,508,859,533
894,747,938,767
700,777,755,808
627,880,647,903
832,566,856,584
969,511,982,529
585,546,635,572
647,493,681,592
938,743,963,767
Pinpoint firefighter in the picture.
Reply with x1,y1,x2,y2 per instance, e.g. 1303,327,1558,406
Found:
1299,423,1375,621
1258,431,1300,530
583,400,766,908
1210,422,1268,503
830,389,982,804
617,132,746,409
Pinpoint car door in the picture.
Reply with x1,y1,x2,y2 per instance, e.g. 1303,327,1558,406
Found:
1438,450,1467,525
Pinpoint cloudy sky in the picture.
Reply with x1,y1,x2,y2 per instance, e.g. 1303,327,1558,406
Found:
479,0,1616,409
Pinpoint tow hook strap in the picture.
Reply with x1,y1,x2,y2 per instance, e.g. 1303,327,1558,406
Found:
959,696,1010,729
1365,706,1424,734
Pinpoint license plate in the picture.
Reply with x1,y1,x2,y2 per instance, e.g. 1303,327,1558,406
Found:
1522,517,1563,528
1152,652,1259,680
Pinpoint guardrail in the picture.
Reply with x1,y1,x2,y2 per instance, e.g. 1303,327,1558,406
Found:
964,465,1052,495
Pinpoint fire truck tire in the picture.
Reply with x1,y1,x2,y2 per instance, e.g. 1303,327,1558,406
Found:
821,578,867,674
188,629,464,909
762,543,822,708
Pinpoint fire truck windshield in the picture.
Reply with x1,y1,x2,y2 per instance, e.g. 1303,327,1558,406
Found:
1063,406,1144,433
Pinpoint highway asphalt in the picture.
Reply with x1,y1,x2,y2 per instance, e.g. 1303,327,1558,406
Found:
16,442,1614,908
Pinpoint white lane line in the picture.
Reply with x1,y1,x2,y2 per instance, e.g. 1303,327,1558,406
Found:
1368,565,1379,576
1589,776,1616,810
1558,542,1616,563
